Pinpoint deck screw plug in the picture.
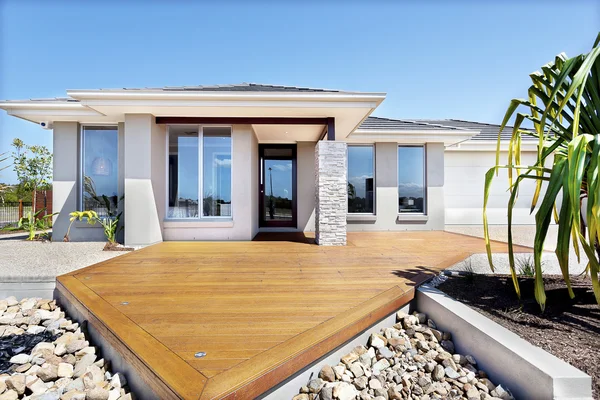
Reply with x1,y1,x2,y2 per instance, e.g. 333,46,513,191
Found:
121,302,129,305
194,352,206,358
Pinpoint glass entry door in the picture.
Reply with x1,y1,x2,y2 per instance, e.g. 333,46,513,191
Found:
259,144,297,227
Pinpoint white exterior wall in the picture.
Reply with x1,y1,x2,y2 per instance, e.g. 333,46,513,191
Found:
162,125,258,241
52,122,106,242
123,114,164,246
347,142,445,231
297,142,316,232
445,150,539,225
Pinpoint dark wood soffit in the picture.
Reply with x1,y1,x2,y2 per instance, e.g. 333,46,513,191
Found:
155,117,329,125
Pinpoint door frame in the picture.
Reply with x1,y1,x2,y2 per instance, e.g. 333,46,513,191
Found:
258,144,297,228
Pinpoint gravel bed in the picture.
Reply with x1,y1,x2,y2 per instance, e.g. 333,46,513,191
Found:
293,310,513,400
0,296,133,400
0,241,128,281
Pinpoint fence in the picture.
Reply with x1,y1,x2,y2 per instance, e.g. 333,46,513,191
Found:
0,201,33,228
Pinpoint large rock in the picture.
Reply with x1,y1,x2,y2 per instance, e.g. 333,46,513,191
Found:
6,375,26,395
0,390,18,400
73,354,97,378
9,354,30,364
318,365,335,382
58,362,74,378
36,364,58,382
86,388,109,400
332,382,358,400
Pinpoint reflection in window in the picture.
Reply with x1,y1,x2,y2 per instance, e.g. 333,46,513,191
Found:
202,127,232,217
347,146,374,213
398,146,425,213
168,128,199,218
82,126,119,217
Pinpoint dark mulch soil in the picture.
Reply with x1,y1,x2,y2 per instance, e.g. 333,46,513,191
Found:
438,274,600,399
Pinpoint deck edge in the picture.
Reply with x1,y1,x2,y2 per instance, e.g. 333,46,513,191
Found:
200,285,415,400
56,275,207,400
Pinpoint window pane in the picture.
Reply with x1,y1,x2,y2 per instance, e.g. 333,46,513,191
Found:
203,127,232,217
168,128,199,218
82,127,118,217
398,146,425,213
347,146,374,213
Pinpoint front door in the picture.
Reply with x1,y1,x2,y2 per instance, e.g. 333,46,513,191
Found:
259,144,297,227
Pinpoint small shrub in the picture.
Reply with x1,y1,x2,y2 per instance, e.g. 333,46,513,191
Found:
461,257,476,283
517,255,544,277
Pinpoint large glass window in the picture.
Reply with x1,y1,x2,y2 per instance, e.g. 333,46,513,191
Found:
82,126,119,217
347,145,374,214
167,126,232,219
398,146,425,213
202,127,232,217
168,126,199,218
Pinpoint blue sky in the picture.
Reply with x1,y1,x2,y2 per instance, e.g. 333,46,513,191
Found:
1,1,598,183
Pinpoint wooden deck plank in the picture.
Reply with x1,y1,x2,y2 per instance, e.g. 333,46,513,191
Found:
57,231,528,399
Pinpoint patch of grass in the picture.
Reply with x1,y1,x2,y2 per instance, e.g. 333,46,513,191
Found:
461,257,476,283
517,255,544,277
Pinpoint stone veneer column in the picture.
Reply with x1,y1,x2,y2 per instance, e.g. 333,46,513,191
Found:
315,141,347,246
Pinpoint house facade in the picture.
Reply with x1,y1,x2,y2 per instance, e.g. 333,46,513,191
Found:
0,84,522,246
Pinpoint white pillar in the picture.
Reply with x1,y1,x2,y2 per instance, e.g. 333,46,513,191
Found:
315,141,347,246
123,114,164,246
51,122,79,241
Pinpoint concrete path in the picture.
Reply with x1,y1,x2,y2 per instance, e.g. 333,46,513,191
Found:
445,225,589,275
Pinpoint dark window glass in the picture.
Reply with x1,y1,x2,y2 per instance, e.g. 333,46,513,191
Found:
398,146,425,213
347,146,374,214
82,126,119,217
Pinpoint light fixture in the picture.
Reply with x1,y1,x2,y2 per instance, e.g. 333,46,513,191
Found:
92,157,112,176
194,352,206,358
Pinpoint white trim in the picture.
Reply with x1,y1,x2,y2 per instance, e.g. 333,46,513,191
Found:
165,125,233,221
397,144,427,216
347,144,376,216
66,89,387,102
163,220,234,229
79,124,120,211
445,139,540,152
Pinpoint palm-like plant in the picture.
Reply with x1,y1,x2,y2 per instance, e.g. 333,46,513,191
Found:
484,34,600,311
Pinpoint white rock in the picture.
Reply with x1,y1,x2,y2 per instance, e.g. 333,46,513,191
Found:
108,389,121,400
57,363,74,378
54,343,66,356
110,373,127,389
27,326,46,335
6,297,18,307
21,299,36,311
9,354,31,364
332,382,358,400
26,378,48,395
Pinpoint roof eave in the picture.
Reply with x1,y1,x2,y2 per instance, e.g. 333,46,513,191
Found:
66,89,387,103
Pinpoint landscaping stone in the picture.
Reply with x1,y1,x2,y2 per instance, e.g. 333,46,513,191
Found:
294,309,513,400
0,297,134,400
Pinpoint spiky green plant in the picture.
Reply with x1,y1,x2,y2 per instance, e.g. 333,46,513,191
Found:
484,34,600,311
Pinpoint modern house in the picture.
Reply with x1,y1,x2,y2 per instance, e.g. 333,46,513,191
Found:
0,83,531,246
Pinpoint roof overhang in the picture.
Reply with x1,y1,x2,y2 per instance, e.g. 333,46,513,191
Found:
0,89,386,140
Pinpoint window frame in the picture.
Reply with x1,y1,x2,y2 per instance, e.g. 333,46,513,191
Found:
79,124,120,211
165,124,233,221
346,144,376,215
397,144,427,215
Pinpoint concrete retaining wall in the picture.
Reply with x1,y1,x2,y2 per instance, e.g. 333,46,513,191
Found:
414,285,592,400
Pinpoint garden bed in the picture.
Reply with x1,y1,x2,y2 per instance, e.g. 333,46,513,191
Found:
437,274,599,399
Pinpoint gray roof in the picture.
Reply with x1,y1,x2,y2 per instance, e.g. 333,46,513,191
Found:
358,116,471,132
359,117,535,140
96,83,344,93
413,119,536,141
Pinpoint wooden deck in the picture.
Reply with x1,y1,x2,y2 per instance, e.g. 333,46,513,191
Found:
56,231,530,400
